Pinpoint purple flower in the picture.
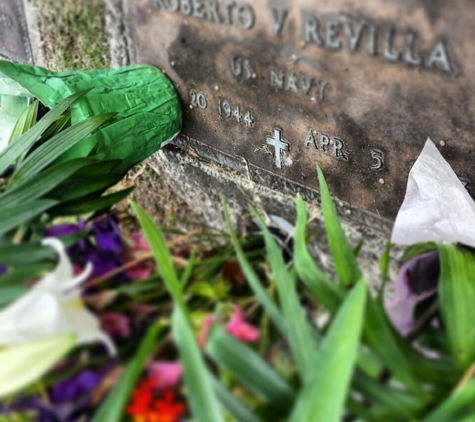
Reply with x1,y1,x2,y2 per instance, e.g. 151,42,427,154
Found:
386,251,440,336
91,215,122,254
0,266,6,277
44,215,124,278
1,368,105,422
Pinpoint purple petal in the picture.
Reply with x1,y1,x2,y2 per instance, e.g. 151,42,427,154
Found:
92,215,122,254
0,266,6,277
387,251,439,336
84,250,122,277
49,369,103,403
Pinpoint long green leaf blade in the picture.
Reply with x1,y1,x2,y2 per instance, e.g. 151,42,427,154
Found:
50,188,133,217
173,308,224,422
294,196,344,312
0,90,89,175
223,199,287,337
422,379,475,422
437,244,475,369
211,376,266,422
8,100,38,143
206,325,295,411
12,112,116,182
253,209,317,378
133,200,223,422
0,158,92,206
90,322,162,422
0,200,58,236
290,280,367,422
317,165,362,286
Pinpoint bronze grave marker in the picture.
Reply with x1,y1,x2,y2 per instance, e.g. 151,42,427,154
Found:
0,0,32,64
124,0,475,223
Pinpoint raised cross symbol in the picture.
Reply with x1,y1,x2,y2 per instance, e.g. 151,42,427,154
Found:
266,129,289,169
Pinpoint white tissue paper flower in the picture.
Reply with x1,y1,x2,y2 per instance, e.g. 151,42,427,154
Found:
0,237,115,355
391,138,475,248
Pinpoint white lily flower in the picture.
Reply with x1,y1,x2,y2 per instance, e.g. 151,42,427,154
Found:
0,238,116,355
391,138,475,248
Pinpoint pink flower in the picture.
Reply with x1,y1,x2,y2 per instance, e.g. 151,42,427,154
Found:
147,361,182,392
130,232,150,251
225,306,260,342
126,266,152,280
100,312,130,339
199,306,260,347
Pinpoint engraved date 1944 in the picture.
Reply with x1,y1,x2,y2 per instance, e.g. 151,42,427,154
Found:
218,99,255,127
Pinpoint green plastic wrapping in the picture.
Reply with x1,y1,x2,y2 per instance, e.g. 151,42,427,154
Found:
0,61,182,172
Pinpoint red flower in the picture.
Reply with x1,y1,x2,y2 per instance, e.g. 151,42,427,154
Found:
126,377,185,422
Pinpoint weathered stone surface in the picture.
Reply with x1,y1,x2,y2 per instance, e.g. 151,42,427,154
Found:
124,0,475,223
0,0,32,63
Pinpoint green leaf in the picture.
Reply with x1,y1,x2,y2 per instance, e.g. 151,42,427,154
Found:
422,379,475,422
211,376,266,422
253,209,317,379
40,110,71,141
0,334,76,398
173,308,224,422
206,324,295,411
0,231,87,266
0,200,58,236
316,165,362,287
131,200,187,313
0,263,52,287
290,280,367,422
50,187,133,217
11,112,116,183
0,158,93,207
295,198,431,394
49,174,122,202
437,244,475,369
90,322,162,422
294,196,344,313
8,100,38,143
0,90,89,175
133,200,223,422
223,199,287,337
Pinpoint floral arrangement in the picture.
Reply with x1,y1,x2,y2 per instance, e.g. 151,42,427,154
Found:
1,62,475,422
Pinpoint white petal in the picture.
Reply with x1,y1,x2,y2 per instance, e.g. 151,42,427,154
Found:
41,238,92,291
391,139,475,247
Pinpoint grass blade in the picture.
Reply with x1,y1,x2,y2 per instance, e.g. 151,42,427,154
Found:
50,188,133,217
294,197,344,312
223,199,287,337
316,165,362,286
290,280,367,422
131,200,186,312
0,90,89,175
206,324,295,411
0,158,93,207
0,231,87,266
133,200,223,422
253,209,317,379
211,376,266,422
422,379,475,422
173,308,224,422
12,112,116,183
437,244,475,369
90,322,162,422
0,200,58,236
8,100,38,143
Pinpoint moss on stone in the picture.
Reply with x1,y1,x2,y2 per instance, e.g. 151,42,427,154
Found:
32,0,110,70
